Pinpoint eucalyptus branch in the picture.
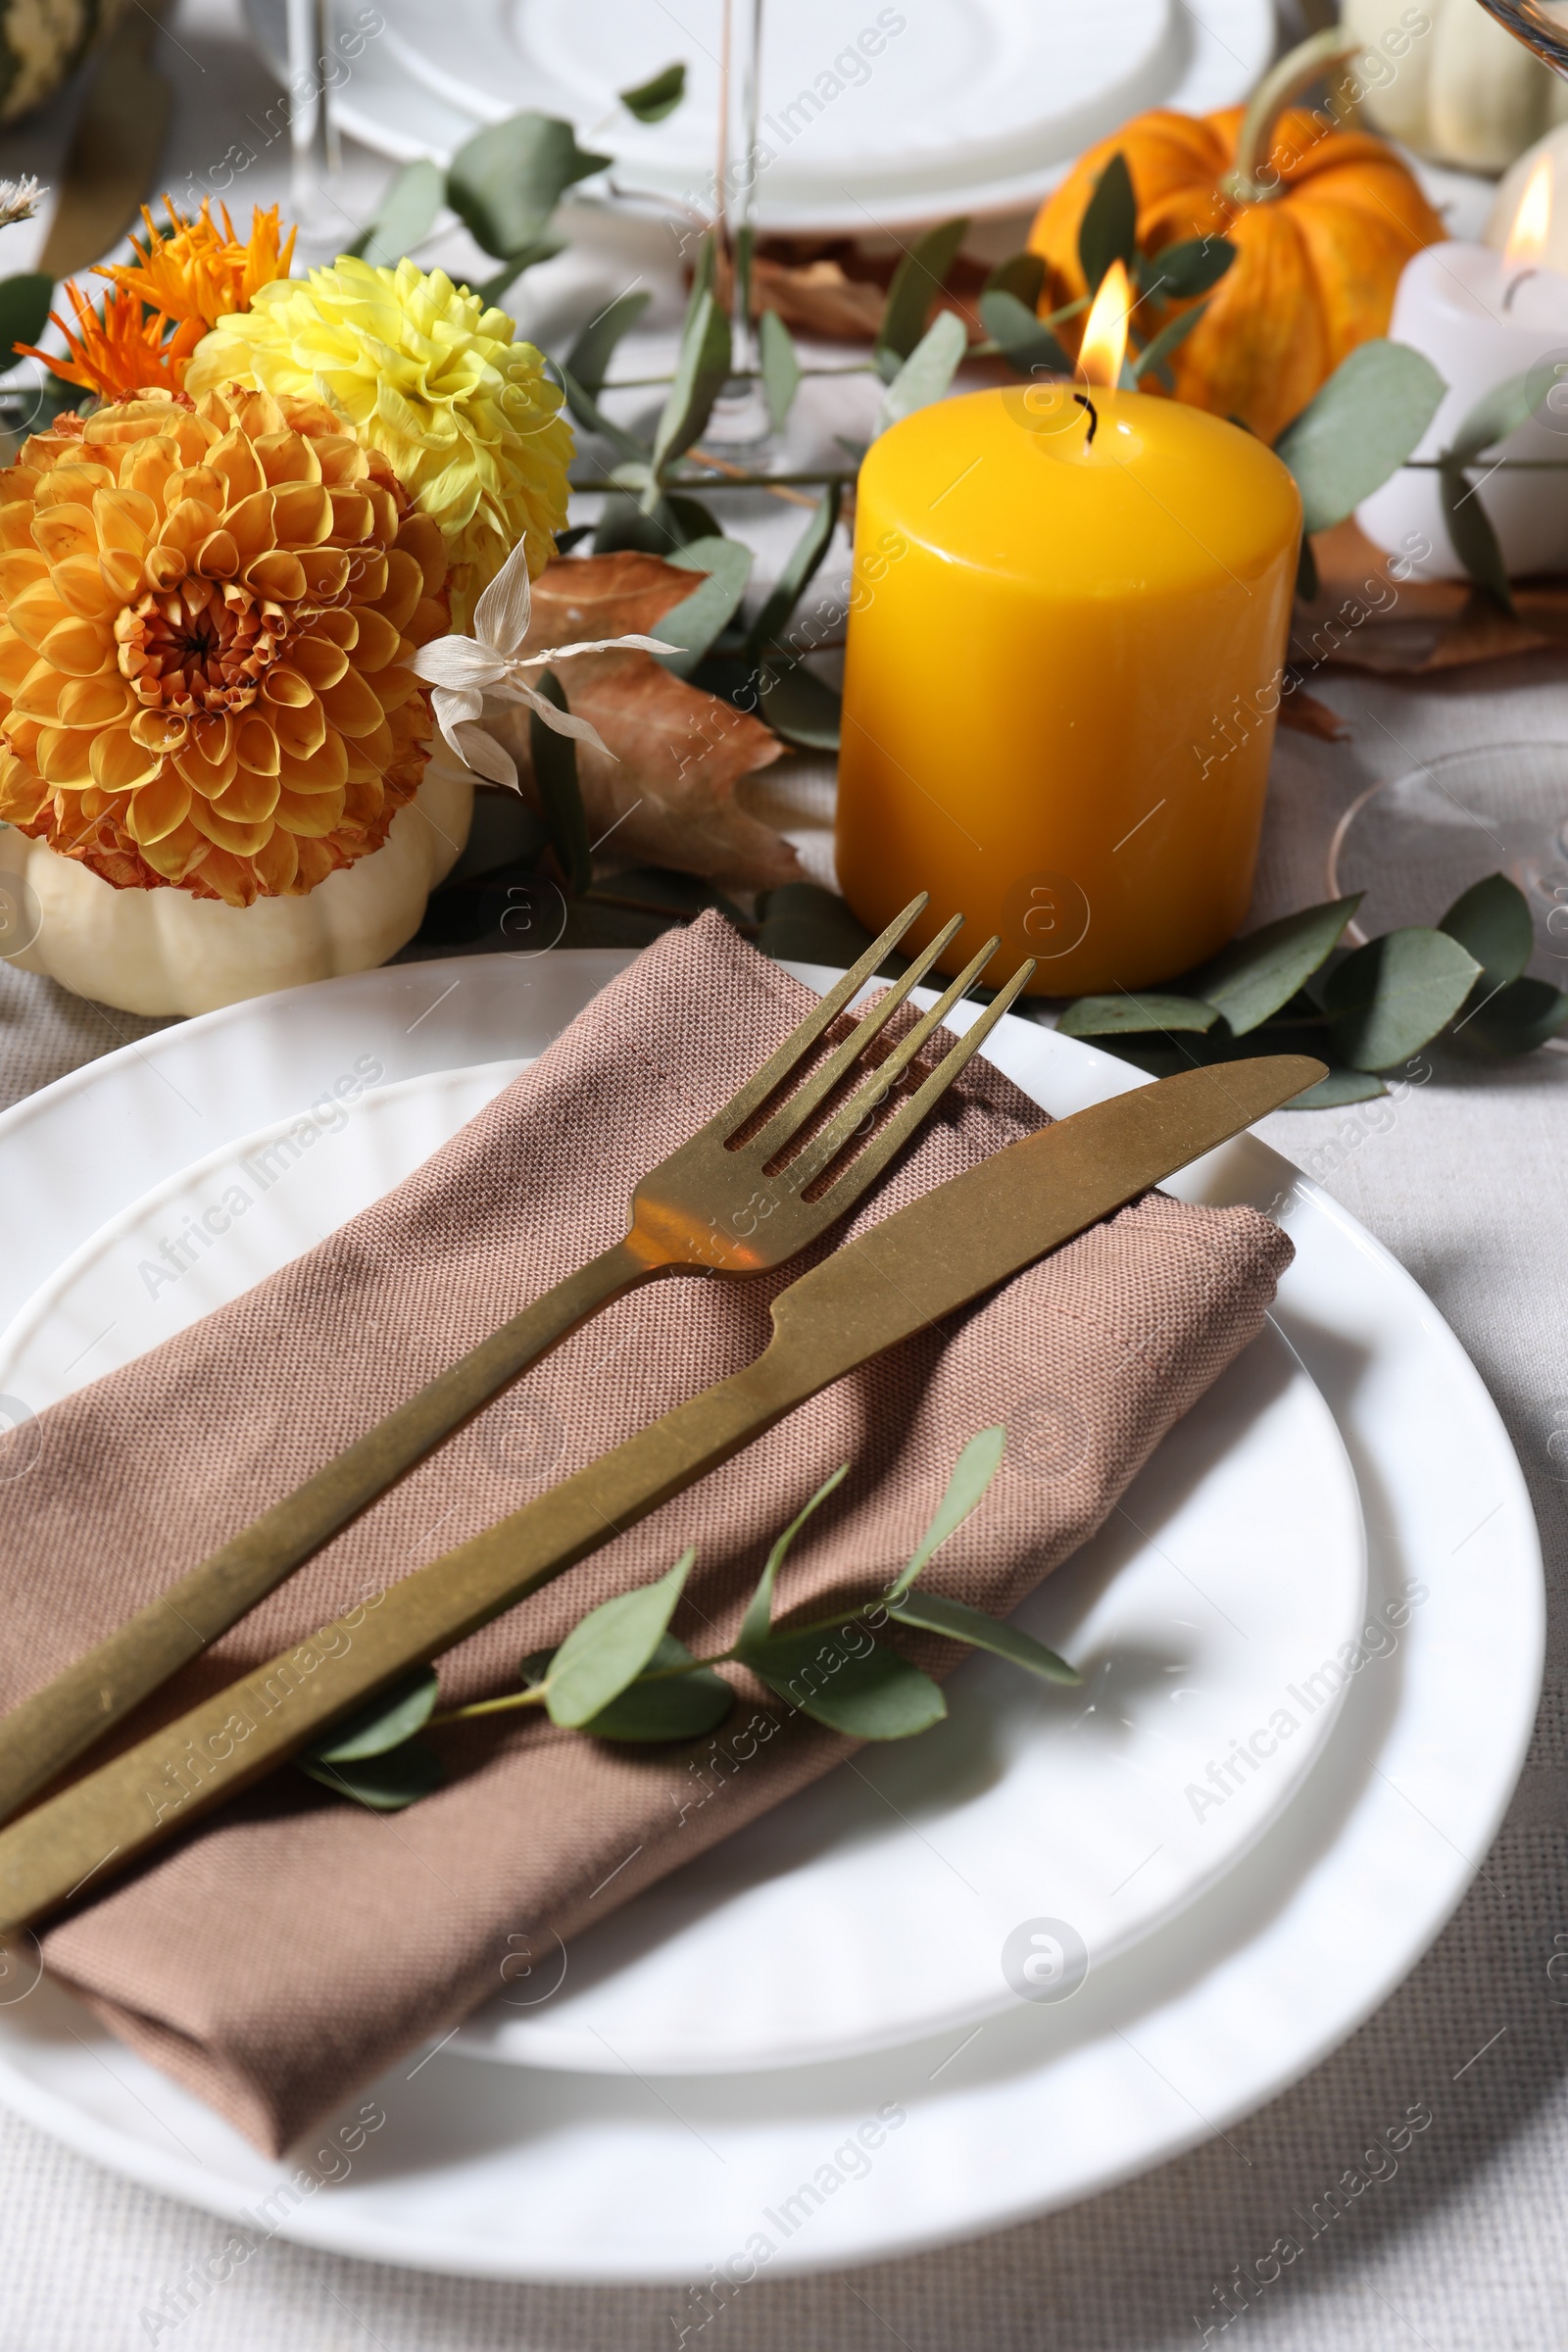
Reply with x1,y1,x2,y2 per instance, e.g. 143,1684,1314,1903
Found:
568,467,861,492
296,1432,1081,1811
1402,457,1568,470
1055,871,1566,1099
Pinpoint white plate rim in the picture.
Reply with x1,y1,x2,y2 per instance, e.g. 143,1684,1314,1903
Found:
0,951,1544,2281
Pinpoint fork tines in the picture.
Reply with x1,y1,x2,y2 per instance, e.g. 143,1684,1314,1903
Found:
727,891,1036,1198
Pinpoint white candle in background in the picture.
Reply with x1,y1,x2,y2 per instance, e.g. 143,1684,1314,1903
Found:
1358,155,1568,579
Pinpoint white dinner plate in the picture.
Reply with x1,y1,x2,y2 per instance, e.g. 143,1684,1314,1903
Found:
0,954,1542,2280
0,1062,1365,2076
243,0,1275,227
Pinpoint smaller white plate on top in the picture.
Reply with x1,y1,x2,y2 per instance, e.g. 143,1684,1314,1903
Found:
0,1056,1364,2075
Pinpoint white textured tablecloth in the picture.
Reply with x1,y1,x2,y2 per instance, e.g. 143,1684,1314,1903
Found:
3,5,1568,2343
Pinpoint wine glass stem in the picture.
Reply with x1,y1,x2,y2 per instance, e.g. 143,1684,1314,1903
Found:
724,0,762,376
287,0,342,233
710,0,770,446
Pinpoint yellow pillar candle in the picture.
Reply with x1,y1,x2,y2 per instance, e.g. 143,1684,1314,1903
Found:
836,382,1300,996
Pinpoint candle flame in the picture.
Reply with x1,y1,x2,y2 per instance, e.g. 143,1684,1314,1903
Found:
1506,155,1553,270
1079,259,1132,389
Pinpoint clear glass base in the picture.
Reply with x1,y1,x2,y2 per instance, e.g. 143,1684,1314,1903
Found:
1325,740,1568,980
703,378,775,455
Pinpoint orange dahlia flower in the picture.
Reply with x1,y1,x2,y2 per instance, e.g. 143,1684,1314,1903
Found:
0,385,449,906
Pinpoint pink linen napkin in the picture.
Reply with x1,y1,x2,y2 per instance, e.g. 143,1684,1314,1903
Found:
0,913,1292,2151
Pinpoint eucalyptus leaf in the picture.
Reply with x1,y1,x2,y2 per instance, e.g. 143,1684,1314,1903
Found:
619,62,686,122
1142,235,1234,301
304,1667,440,1763
743,485,841,658
759,308,801,431
1132,300,1206,390
743,1627,947,1740
738,1464,850,1650
447,112,610,261
1078,152,1137,294
1460,973,1568,1054
1056,993,1220,1037
299,1743,444,1811
1272,341,1447,535
1193,896,1361,1034
559,365,649,465
579,1635,733,1741
591,491,720,556
0,271,53,360
978,289,1069,377
1439,872,1533,990
875,216,969,380
874,309,967,437
651,284,731,478
474,237,565,308
565,289,653,397
755,882,883,971
887,1591,1081,1684
758,662,841,751
546,1547,697,1727
983,252,1047,310
1324,927,1482,1069
1443,368,1539,466
888,1426,1005,1601
348,159,443,268
1440,463,1514,612
529,669,592,896
1281,1066,1389,1108
653,535,754,676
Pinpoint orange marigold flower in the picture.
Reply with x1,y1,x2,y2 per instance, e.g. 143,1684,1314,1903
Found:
16,281,206,403
14,197,295,406
0,385,449,908
98,197,297,329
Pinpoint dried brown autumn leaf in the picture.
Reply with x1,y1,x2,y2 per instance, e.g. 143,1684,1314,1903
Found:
481,553,800,891
1294,519,1568,673
1277,683,1350,742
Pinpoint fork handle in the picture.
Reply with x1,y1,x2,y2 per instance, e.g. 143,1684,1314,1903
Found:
0,1237,652,1829
0,1342,810,1937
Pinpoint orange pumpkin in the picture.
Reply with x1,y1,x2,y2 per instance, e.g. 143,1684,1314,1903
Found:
1028,39,1447,444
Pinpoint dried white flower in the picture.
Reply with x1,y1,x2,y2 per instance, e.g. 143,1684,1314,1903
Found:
412,535,668,791
0,177,45,231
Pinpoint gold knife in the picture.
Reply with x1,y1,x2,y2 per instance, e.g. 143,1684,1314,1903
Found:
0,1054,1321,1937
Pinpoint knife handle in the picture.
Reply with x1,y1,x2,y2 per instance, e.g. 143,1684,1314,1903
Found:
0,1338,813,1937
0,1239,651,1832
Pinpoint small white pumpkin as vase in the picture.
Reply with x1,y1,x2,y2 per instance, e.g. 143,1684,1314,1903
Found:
0,386,474,1017
0,767,471,1017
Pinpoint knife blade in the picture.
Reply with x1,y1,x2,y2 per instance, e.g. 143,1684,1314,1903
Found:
0,1053,1321,1936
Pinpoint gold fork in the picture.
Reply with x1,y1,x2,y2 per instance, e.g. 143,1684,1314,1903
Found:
0,900,1034,1825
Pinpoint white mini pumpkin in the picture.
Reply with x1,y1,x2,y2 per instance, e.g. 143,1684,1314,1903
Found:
0,769,471,1017
1344,0,1568,173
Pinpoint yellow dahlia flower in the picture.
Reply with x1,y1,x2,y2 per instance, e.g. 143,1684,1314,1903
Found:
185,258,572,628
0,386,449,907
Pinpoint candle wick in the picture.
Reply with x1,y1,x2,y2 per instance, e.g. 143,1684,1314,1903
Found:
1503,267,1538,314
1073,390,1100,446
